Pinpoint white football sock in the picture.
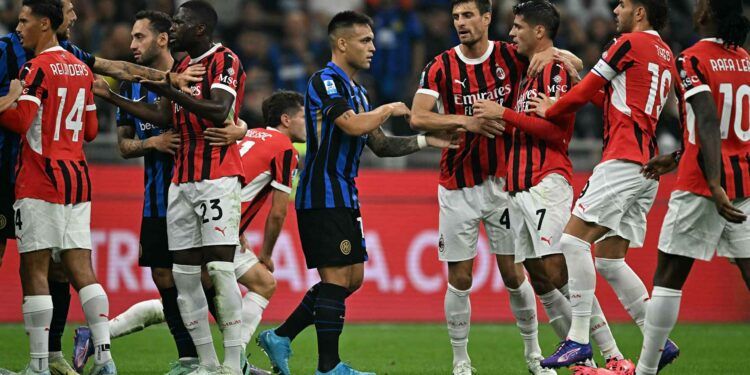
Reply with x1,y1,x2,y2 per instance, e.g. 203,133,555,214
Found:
445,283,471,366
539,288,571,340
48,351,63,360
560,234,595,344
636,287,681,375
79,284,112,365
24,295,53,372
207,261,244,373
173,264,219,369
507,279,541,359
109,299,165,338
595,257,649,332
241,292,269,350
590,296,622,360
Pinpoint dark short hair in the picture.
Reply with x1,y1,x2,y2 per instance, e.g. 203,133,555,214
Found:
135,10,172,35
631,0,668,30
513,0,560,39
180,0,218,36
262,91,304,128
327,10,373,36
22,0,63,30
451,0,492,15
709,0,749,48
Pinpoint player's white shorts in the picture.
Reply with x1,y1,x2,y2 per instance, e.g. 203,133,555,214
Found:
234,244,259,279
659,190,750,261
509,174,573,263
572,160,658,248
14,198,91,259
167,176,241,251
438,176,514,262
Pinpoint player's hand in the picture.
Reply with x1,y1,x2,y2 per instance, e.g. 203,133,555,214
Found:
527,92,558,118
204,119,248,146
528,47,557,77
709,185,747,224
473,100,504,120
239,235,251,253
463,116,504,138
8,79,23,100
137,75,173,95
259,253,275,273
169,64,205,94
149,131,180,155
561,57,582,84
641,153,678,180
92,77,112,99
425,131,460,149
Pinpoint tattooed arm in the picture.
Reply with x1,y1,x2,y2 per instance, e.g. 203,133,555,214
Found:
93,58,203,92
367,127,460,157
117,126,180,159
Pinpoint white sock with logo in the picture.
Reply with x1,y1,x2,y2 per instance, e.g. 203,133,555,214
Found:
241,292,269,350
507,279,541,359
207,261,244,373
173,264,219,369
636,287,682,375
109,299,165,338
595,257,649,332
24,295,53,372
445,283,471,366
79,284,112,365
539,288,571,340
560,234,595,344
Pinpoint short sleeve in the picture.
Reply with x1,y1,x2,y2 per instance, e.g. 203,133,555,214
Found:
61,41,95,68
309,73,352,122
18,62,45,108
417,58,443,99
116,82,134,127
676,53,710,99
210,51,243,98
85,78,96,112
592,36,635,82
270,148,298,194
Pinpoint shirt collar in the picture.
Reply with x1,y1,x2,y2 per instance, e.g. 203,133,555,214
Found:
326,61,353,86
189,43,222,64
40,46,65,54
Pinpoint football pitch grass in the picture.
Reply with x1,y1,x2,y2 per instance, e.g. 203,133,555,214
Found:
1,323,748,374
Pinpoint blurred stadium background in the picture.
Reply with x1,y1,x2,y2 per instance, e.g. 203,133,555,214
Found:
0,0,749,373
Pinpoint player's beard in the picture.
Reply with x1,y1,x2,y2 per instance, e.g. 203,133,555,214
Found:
56,27,70,42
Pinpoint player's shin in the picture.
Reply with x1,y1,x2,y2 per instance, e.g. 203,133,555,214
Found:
79,284,112,365
539,288,571,340
159,286,198,358
24,295,54,372
241,292,269,350
314,283,349,372
590,297,623,360
173,264,219,369
109,299,165,338
48,280,71,358
595,258,649,332
560,234,596,344
507,279,542,359
636,287,681,375
445,283,471,366
207,261,244,372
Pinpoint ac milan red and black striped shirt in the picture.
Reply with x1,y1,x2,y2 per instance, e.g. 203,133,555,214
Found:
418,41,527,190
505,62,574,192
172,43,245,184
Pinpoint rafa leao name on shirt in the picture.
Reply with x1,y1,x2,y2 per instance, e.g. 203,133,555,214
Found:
709,57,750,72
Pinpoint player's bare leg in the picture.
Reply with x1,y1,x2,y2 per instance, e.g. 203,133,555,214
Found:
204,245,244,374
445,259,474,374
635,251,692,375
733,258,750,290
237,263,277,350
60,249,114,373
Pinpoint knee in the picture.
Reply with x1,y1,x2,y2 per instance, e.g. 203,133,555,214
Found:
448,272,473,291
255,272,277,299
151,268,175,289
594,257,625,278
348,277,363,293
528,276,553,296
502,273,524,290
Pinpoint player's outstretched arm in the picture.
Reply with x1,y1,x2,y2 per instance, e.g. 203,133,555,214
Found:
691,91,747,223
94,58,204,93
473,99,566,144
528,73,608,118
258,190,291,273
366,127,459,157
141,78,235,126
204,119,248,146
410,93,504,138
332,102,406,137
116,126,180,159
0,80,22,113
94,78,172,127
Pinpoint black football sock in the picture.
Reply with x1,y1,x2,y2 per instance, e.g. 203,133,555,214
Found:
275,282,320,340
204,286,218,320
48,280,71,353
159,286,198,358
314,283,349,372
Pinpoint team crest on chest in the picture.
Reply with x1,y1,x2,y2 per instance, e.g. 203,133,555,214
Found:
496,67,506,80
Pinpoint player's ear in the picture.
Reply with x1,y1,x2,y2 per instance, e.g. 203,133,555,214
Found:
158,32,169,48
535,25,545,40
280,113,291,129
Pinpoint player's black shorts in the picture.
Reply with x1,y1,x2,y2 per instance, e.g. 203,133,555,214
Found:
0,148,15,240
297,208,368,269
139,216,172,268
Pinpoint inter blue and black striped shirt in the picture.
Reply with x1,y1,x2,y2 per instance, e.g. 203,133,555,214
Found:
117,82,172,218
296,62,372,210
0,32,94,184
